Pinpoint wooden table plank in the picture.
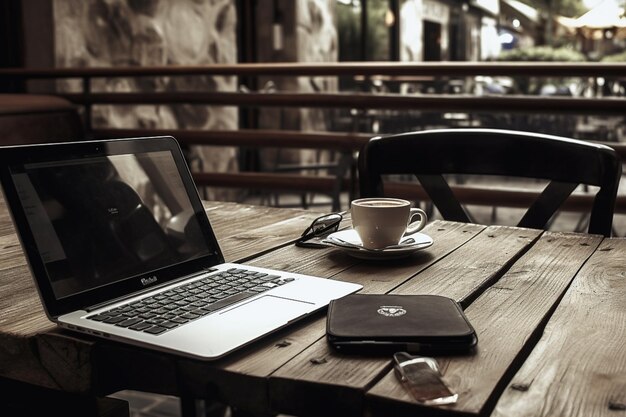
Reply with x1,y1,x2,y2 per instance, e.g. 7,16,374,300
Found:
203,201,316,240
0,197,48,335
268,224,538,417
0,262,53,335
1,198,621,417
492,237,626,417
0,202,319,396
391,225,542,307
366,231,602,417
218,211,324,262
203,201,321,261
173,221,484,415
263,222,487,416
0,202,314,338
0,195,17,238
95,205,325,402
89,208,337,409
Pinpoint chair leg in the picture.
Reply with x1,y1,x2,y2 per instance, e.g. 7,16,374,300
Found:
230,407,275,417
180,396,199,417
491,206,498,223
180,397,229,417
424,201,435,219
574,212,590,233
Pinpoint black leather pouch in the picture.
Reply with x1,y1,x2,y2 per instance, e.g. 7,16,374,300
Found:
326,294,477,355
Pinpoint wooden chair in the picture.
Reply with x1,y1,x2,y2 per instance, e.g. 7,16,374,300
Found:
358,128,622,236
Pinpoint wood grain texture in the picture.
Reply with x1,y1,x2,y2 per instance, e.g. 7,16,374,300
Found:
202,201,317,243
171,221,483,415
218,211,324,263
0,334,57,390
392,225,542,307
203,200,324,262
265,221,492,417
35,331,96,392
1,199,622,417
0,201,318,399
0,202,316,338
366,231,602,417
0,261,54,336
0,231,49,335
492,237,626,417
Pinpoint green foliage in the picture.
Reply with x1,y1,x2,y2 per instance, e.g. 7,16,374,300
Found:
518,0,585,45
336,2,361,61
496,46,587,62
336,0,390,61
521,0,586,18
601,51,626,62
365,0,391,60
496,46,586,94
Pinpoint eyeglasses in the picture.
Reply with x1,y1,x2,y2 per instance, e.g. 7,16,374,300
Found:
295,212,343,248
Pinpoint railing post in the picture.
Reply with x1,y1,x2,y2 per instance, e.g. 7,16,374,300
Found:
82,76,92,137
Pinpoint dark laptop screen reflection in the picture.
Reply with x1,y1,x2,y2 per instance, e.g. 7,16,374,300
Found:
13,151,212,299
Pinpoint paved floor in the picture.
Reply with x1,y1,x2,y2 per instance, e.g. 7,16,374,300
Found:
109,390,182,417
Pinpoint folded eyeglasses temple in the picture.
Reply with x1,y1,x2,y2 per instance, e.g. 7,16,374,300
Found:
298,211,346,241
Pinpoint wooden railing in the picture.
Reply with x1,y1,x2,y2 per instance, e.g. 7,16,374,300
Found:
1,62,626,214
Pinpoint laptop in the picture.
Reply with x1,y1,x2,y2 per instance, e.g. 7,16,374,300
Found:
0,136,361,360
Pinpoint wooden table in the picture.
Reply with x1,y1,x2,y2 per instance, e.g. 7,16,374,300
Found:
1,198,625,417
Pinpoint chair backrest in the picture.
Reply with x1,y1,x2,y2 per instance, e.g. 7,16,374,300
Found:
358,128,622,236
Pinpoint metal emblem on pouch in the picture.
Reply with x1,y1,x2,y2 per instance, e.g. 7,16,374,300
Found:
377,305,407,317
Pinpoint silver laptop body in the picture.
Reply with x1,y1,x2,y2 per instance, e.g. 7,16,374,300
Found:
0,136,361,360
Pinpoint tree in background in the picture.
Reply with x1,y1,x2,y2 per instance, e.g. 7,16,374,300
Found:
497,46,586,93
523,0,587,45
336,0,392,61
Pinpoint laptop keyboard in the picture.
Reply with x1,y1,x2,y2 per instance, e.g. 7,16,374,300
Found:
86,268,294,335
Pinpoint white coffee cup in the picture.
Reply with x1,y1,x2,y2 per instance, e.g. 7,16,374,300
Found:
351,198,428,249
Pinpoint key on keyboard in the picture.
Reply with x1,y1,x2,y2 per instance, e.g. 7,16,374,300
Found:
86,268,295,335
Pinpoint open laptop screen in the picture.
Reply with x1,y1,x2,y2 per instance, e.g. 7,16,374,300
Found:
11,150,214,299
0,137,224,316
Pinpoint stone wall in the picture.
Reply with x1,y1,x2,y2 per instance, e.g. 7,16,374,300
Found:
52,0,340,201
53,0,238,200
256,0,338,171
296,0,338,170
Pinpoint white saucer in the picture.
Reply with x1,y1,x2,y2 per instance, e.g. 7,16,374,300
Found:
323,229,433,260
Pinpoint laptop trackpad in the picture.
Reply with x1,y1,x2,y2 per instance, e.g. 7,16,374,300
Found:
219,295,314,327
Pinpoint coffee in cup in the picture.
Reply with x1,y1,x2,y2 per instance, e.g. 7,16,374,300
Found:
351,198,428,249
